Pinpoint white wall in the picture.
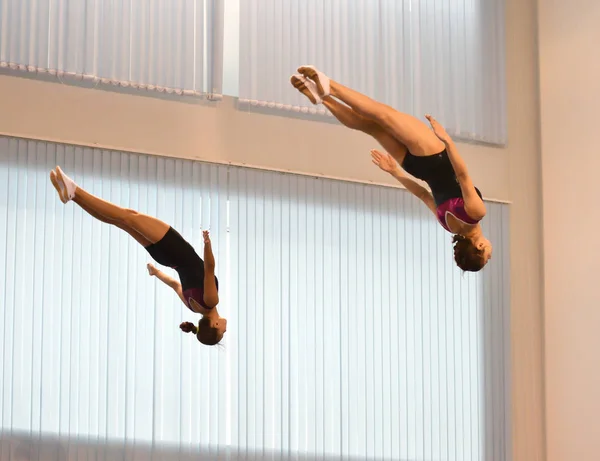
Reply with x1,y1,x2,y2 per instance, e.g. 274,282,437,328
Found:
0,0,545,457
0,76,510,200
539,1,600,460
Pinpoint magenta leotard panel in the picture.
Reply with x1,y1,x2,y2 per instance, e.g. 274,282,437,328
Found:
182,287,214,311
436,197,481,233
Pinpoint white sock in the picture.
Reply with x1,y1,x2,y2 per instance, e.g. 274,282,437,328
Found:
303,76,323,104
292,74,323,104
56,166,77,201
299,65,331,97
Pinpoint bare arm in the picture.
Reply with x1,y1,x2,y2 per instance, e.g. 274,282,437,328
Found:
389,168,437,214
147,263,186,305
426,115,486,220
444,140,486,219
371,149,437,215
202,231,219,308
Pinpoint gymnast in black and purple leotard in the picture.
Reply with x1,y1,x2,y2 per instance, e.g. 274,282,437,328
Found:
291,66,492,272
49,166,227,345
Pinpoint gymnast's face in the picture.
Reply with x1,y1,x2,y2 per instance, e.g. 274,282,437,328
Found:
212,317,227,336
476,236,493,263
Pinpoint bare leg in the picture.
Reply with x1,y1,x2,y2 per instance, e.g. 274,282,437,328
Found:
328,81,444,156
298,67,444,156
51,168,170,245
76,200,152,246
291,76,409,163
322,96,408,164
72,189,169,244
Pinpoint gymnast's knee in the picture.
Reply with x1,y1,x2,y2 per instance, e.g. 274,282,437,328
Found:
121,208,141,227
360,120,383,136
373,109,399,128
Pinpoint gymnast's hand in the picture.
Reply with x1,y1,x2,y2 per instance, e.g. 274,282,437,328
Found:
426,114,451,144
147,263,159,276
203,230,211,245
180,321,196,333
371,149,398,174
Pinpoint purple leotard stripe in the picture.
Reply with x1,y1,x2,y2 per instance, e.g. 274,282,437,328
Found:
436,197,480,233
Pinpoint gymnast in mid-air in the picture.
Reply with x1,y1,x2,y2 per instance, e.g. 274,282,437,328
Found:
49,166,227,345
291,66,492,272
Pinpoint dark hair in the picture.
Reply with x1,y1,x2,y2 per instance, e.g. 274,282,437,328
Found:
196,317,223,346
452,235,486,272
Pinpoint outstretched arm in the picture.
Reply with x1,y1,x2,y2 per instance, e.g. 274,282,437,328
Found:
202,231,220,308
371,149,437,214
444,140,486,218
425,115,486,220
147,263,186,305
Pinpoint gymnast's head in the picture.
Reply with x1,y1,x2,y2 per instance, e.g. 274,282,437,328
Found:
452,234,492,272
196,315,227,346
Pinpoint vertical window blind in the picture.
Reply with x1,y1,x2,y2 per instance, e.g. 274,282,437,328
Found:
237,0,507,145
0,136,510,460
0,0,224,97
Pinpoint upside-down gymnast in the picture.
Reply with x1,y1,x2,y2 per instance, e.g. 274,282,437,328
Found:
49,166,227,344
291,66,492,271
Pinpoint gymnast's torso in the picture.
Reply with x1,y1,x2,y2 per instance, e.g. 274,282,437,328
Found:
402,149,483,233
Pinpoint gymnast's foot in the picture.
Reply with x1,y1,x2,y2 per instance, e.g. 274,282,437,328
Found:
297,65,330,98
49,166,77,203
290,74,322,104
147,263,160,276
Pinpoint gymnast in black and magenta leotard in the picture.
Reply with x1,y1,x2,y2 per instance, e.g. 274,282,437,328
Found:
49,166,227,345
